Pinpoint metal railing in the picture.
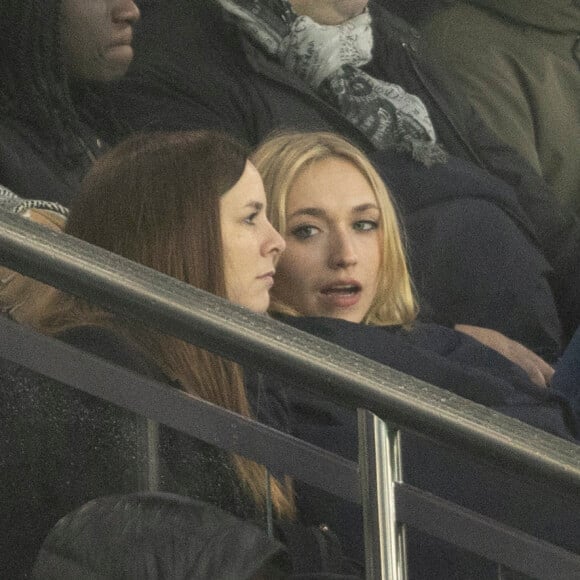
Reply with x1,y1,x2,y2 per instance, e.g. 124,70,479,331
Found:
1,210,579,579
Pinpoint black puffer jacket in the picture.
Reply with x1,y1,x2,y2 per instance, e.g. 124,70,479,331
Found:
32,492,291,579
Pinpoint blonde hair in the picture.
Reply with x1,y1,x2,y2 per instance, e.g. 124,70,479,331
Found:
252,131,418,326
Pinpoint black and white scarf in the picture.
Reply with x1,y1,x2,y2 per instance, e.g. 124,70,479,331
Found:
0,187,69,218
217,0,447,166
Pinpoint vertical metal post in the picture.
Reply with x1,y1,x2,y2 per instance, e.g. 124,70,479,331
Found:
358,409,407,580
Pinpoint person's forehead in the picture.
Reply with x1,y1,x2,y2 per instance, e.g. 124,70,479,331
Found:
288,159,378,212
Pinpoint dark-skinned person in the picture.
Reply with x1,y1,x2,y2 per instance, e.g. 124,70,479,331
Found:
0,0,140,204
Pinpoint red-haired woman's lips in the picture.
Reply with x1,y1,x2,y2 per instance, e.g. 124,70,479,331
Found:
258,270,276,287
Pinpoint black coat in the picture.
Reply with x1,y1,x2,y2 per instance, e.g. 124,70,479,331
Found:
107,0,580,357
32,492,291,580
256,316,580,579
0,325,361,579
0,326,259,579
0,118,103,206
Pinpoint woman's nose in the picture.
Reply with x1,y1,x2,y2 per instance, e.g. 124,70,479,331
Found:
265,221,286,256
330,231,357,268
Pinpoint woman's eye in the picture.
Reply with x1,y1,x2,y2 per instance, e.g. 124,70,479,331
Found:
244,211,259,225
353,220,378,232
291,225,319,239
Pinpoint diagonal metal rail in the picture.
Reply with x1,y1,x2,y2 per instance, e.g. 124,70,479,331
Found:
0,211,579,496
0,315,360,502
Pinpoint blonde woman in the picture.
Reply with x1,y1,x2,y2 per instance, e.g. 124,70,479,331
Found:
254,131,553,386
252,130,579,579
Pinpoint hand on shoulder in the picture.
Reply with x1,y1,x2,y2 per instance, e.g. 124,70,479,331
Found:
455,324,555,388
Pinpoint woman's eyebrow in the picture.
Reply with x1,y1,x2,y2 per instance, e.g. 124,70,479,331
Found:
352,203,380,213
245,201,264,210
288,207,326,219
289,204,379,219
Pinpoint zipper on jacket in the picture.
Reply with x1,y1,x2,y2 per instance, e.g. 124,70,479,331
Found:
401,42,485,167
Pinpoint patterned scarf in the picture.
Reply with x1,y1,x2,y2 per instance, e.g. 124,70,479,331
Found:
216,0,447,166
0,187,69,218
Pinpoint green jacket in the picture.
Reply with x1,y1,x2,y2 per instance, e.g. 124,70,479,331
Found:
420,0,580,212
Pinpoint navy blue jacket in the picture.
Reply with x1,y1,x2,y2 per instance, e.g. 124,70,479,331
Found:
0,120,87,205
257,316,580,579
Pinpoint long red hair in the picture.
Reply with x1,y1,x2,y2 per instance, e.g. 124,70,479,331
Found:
18,131,295,519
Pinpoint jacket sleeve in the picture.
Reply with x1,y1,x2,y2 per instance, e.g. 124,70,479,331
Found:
458,101,580,341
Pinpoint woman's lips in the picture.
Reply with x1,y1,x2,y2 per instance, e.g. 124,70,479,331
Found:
258,271,275,288
319,282,362,308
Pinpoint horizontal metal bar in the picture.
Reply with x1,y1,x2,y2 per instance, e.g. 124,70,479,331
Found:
0,315,360,502
0,212,578,495
395,482,580,579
